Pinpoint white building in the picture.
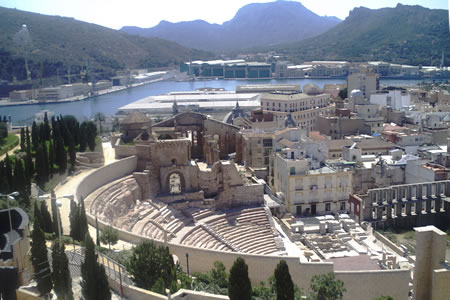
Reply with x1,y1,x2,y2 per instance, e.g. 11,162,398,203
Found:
273,141,352,216
370,90,411,110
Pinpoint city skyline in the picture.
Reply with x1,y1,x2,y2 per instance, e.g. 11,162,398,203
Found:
0,0,447,30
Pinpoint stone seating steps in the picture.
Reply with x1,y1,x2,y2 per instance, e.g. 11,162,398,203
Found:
89,175,134,211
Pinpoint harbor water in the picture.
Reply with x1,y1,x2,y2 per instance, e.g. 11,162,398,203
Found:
0,78,438,125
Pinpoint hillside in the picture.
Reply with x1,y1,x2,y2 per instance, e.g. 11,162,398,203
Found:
279,4,450,66
0,7,212,81
121,1,341,51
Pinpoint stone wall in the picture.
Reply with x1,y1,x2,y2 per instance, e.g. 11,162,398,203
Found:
335,270,410,300
75,156,137,202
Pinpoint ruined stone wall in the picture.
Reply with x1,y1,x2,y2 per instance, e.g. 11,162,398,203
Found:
204,119,239,159
151,140,191,167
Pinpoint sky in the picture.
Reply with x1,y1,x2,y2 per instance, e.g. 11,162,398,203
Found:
0,0,447,29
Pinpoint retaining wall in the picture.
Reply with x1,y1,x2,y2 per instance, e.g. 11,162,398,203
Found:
76,157,411,300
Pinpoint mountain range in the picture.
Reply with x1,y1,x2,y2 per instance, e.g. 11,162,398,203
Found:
0,7,211,81
121,1,341,51
279,4,450,66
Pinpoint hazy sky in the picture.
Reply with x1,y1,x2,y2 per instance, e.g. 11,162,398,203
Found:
0,0,447,29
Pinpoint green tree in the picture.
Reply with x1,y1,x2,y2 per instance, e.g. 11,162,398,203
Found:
0,122,7,139
78,197,89,241
20,127,25,151
67,131,76,170
4,154,13,192
85,121,97,151
30,215,53,298
309,273,346,300
228,257,252,300
48,140,55,177
51,241,73,300
80,233,111,300
14,160,30,208
25,126,31,151
69,199,80,241
338,88,348,100
43,112,51,141
99,225,119,250
127,241,176,292
40,200,54,233
274,260,294,300
210,261,228,288
31,121,39,150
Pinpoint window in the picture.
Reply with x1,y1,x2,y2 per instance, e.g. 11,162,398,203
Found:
325,203,331,211
290,167,296,175
340,202,346,211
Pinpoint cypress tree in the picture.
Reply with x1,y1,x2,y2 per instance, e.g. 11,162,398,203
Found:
40,200,53,234
80,233,111,300
69,199,80,241
56,134,67,172
78,197,88,240
43,112,51,141
14,160,30,208
31,121,39,150
228,257,252,300
30,213,53,297
274,260,294,300
34,201,43,230
25,126,31,151
52,242,73,300
48,140,55,177
42,142,50,182
0,161,9,195
20,127,25,151
86,121,97,151
67,131,76,170
25,147,34,178
4,154,13,192
39,123,46,144
35,145,45,185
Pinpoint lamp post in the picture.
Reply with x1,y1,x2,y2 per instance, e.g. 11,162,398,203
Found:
38,194,74,246
0,191,19,233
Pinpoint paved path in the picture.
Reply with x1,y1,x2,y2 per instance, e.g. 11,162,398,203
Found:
42,142,133,250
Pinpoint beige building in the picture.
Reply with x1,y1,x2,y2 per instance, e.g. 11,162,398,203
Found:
260,92,334,131
323,138,396,159
273,147,352,216
347,72,379,98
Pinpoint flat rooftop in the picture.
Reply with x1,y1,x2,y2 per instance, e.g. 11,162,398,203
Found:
119,92,261,113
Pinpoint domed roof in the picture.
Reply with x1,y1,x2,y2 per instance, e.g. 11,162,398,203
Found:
303,83,322,95
350,89,363,97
